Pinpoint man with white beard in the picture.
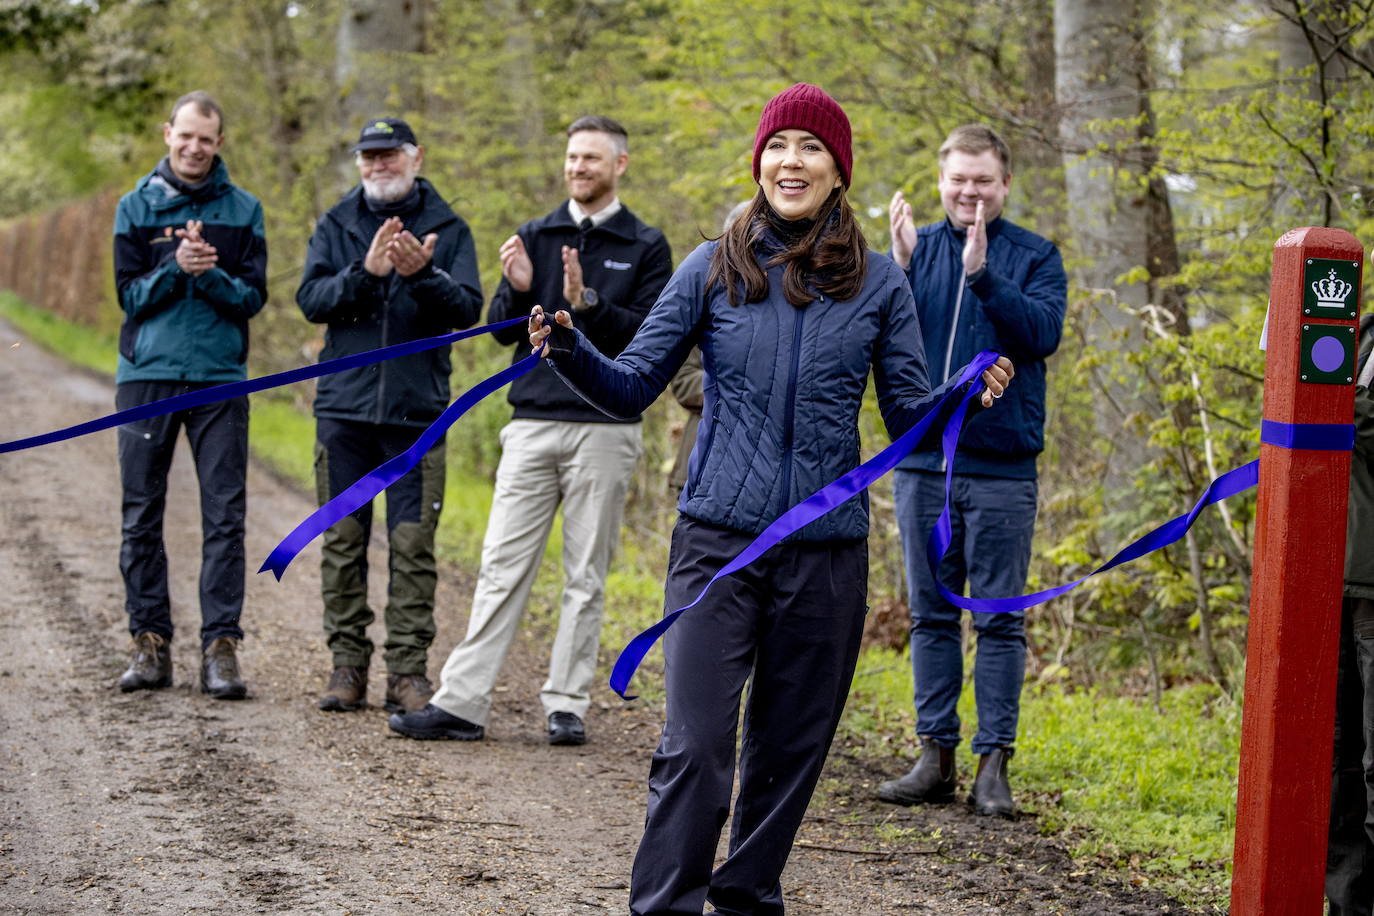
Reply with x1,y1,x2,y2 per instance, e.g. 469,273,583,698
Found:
297,117,483,715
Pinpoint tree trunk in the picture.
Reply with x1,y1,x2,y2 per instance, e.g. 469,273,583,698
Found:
1017,0,1065,244
1055,0,1152,497
334,0,427,190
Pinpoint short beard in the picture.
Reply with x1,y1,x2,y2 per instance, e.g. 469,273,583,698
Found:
567,175,614,206
362,174,415,203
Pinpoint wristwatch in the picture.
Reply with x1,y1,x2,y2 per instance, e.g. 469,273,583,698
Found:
577,287,600,310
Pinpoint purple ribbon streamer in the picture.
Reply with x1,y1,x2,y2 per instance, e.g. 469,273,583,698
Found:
607,350,1000,700
925,414,1354,614
259,351,541,580
0,317,528,454
1260,419,1356,451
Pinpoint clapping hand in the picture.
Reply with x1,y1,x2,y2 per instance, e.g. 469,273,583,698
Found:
388,230,437,277
889,190,917,270
364,217,402,276
500,234,534,292
174,220,217,276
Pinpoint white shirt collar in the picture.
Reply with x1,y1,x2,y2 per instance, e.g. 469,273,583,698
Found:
568,196,622,228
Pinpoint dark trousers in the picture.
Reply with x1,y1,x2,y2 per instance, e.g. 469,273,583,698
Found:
314,417,444,674
1329,596,1374,915
893,469,1035,753
116,381,248,649
629,516,868,916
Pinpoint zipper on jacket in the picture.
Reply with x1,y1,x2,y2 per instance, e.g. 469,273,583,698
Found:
376,275,391,423
779,302,807,513
938,263,968,474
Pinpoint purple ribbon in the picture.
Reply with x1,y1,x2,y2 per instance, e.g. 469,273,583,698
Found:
1260,419,1356,451
607,350,1000,699
0,317,527,454
612,361,1359,694
259,351,540,579
924,416,1354,614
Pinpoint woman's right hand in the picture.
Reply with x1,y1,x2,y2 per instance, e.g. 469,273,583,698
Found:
529,305,576,358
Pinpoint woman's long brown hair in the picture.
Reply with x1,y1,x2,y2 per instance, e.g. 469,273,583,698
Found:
706,186,868,308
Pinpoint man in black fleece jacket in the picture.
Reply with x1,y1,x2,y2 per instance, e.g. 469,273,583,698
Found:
391,116,671,745
297,117,483,716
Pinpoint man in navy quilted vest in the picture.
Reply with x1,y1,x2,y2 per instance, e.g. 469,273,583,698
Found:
112,91,267,700
877,124,1067,818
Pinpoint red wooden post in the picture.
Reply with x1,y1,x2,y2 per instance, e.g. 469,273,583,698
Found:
1231,227,1362,914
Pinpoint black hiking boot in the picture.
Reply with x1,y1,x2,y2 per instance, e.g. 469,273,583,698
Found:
968,746,1016,819
388,703,484,741
877,737,958,805
547,711,586,746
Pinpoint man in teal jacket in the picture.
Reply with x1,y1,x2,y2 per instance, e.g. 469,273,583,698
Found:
112,91,266,700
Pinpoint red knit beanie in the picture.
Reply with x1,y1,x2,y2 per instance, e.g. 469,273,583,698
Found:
752,83,853,188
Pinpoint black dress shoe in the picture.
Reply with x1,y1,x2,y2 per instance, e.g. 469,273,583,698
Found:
119,632,172,692
547,711,586,746
877,737,957,805
200,637,247,700
388,703,484,741
968,746,1016,818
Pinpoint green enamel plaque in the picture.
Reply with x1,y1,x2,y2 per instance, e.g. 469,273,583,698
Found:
1303,258,1360,319
1300,323,1357,385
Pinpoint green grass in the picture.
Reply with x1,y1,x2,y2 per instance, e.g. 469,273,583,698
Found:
843,645,1238,907
0,292,118,374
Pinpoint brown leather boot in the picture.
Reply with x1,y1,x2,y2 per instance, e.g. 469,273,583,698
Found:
969,747,1016,819
319,665,367,711
119,632,172,692
200,637,247,700
384,673,434,714
877,737,958,805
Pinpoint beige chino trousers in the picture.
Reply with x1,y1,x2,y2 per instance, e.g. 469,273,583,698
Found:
432,418,641,726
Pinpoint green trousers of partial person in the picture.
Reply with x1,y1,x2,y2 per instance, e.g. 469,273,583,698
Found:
315,417,444,675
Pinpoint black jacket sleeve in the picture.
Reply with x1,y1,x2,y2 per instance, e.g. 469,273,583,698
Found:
403,218,483,330
296,217,386,324
575,231,674,353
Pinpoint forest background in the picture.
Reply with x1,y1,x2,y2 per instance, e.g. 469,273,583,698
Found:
1,0,1371,905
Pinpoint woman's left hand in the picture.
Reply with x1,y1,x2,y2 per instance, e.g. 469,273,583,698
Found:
980,356,1014,408
529,305,576,357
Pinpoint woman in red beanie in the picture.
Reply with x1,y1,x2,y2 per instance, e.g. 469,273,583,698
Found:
531,83,1013,915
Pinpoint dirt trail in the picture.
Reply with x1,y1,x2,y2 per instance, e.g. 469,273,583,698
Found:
0,320,1199,915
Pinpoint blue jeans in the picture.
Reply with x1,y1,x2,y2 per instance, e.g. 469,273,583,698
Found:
893,469,1036,754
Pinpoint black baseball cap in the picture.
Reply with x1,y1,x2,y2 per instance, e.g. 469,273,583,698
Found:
350,117,418,152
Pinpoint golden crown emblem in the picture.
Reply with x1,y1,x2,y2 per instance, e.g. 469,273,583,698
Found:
1312,269,1353,307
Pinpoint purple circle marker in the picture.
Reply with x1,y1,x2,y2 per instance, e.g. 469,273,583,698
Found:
1311,335,1345,373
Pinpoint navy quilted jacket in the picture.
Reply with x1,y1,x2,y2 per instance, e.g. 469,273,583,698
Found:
550,234,971,542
